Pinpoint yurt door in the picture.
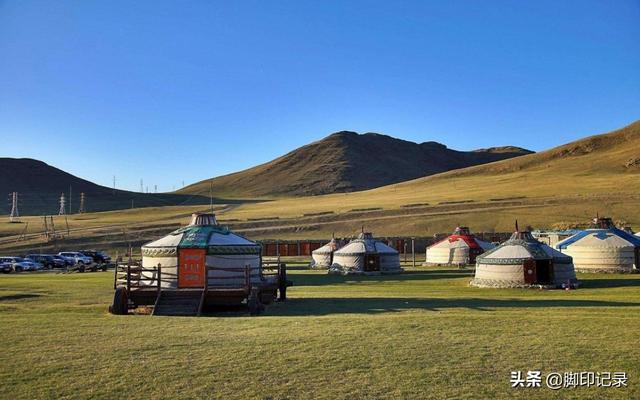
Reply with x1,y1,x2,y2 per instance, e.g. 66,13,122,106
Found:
364,254,380,272
523,259,537,284
178,249,206,288
535,260,552,284
469,249,481,263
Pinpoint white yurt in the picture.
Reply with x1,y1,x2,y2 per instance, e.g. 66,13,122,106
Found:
141,213,265,288
471,228,578,288
425,226,495,266
555,217,640,273
310,238,344,268
329,232,402,275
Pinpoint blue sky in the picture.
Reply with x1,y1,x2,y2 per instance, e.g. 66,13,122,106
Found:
1,1,639,192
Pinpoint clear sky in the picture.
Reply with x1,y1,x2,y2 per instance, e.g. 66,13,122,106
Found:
1,1,639,192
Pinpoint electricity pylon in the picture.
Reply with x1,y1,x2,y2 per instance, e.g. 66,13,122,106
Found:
58,192,66,215
9,192,19,222
78,192,86,214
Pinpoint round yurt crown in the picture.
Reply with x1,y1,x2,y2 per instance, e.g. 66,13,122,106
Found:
591,217,614,229
509,230,535,242
189,213,218,226
453,226,471,235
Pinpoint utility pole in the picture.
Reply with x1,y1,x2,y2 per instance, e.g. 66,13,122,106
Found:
43,216,49,241
58,192,66,215
9,192,19,222
113,176,116,195
209,181,214,213
78,192,86,214
140,179,143,193
69,186,72,215
131,199,134,209
154,185,157,193
412,237,416,269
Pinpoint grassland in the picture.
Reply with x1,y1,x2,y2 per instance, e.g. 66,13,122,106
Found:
1,262,639,399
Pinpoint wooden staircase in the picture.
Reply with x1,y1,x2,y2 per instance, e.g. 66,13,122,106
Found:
152,290,204,317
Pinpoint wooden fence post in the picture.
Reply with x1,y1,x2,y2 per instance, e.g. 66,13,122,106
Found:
412,238,416,268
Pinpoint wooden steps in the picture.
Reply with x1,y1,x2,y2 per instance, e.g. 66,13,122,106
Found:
152,290,203,317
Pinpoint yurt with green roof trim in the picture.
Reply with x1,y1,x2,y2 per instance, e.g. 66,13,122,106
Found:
141,213,264,288
110,213,290,316
471,228,578,289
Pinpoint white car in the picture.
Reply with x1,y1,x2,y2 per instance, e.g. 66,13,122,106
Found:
58,252,93,266
0,257,42,272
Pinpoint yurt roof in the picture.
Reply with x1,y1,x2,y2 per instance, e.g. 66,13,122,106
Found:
556,228,640,250
334,232,398,255
312,238,341,255
555,217,640,249
142,213,260,254
429,226,491,250
477,230,571,265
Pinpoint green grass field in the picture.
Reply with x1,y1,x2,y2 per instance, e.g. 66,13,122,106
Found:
1,263,639,399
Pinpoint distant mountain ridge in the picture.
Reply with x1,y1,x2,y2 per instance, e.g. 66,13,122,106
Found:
1,131,532,215
179,131,533,198
0,158,209,216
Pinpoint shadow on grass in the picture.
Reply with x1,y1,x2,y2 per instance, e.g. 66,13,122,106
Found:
0,293,42,302
268,297,640,316
290,269,473,287
578,278,640,289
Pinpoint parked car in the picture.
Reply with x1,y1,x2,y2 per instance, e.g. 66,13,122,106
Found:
0,257,42,272
58,252,94,266
80,250,111,264
22,258,44,271
0,262,13,273
52,255,72,267
26,254,57,269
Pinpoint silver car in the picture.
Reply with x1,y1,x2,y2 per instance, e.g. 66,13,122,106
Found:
0,257,42,272
58,252,93,265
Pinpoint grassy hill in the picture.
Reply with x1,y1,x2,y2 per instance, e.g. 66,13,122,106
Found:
179,131,532,198
206,119,640,236
0,121,637,250
0,158,214,216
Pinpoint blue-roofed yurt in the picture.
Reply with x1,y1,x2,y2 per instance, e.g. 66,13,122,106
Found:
556,217,640,273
